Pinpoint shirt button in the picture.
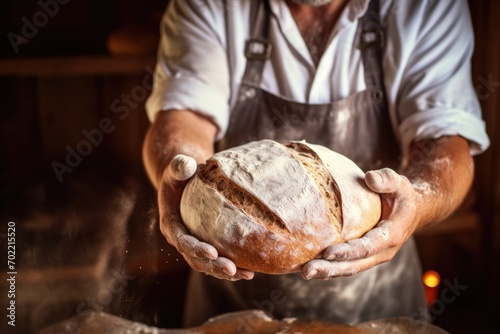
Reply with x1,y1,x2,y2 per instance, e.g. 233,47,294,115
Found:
245,88,256,99
371,89,384,102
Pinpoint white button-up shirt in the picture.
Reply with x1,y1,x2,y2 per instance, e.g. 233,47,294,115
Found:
146,0,490,155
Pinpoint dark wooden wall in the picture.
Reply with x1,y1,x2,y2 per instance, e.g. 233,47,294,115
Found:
469,0,500,321
0,2,187,333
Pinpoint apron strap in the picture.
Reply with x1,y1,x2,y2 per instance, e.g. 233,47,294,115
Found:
241,0,272,86
357,0,386,96
239,0,386,98
224,0,235,105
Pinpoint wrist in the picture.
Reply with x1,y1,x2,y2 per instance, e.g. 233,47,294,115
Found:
403,136,474,230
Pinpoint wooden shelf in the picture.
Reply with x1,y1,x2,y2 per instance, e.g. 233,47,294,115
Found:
0,55,156,76
415,211,480,236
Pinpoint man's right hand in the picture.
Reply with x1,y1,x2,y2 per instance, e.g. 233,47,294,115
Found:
158,154,255,281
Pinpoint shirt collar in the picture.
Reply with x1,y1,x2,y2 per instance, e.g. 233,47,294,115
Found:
267,0,372,68
347,0,371,22
269,0,371,23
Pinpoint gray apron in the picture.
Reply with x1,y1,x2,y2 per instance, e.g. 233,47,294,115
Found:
183,0,428,326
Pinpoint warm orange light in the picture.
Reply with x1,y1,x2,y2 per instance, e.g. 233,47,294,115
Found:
423,270,441,288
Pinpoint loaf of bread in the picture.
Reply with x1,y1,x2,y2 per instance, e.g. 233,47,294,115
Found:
180,140,381,274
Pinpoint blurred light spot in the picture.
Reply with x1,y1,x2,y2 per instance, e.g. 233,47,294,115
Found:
423,270,441,288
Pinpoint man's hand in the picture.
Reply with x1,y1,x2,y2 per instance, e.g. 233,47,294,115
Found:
301,136,474,280
302,168,418,280
158,154,255,281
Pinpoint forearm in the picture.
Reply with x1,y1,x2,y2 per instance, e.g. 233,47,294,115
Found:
401,136,474,230
142,110,217,188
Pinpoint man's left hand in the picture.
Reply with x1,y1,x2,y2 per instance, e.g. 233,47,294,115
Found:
302,168,419,280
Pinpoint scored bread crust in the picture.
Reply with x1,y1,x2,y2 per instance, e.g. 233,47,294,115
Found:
180,140,381,274
295,141,382,241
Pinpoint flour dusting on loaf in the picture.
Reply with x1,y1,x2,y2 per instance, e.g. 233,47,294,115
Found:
297,142,380,240
180,140,381,274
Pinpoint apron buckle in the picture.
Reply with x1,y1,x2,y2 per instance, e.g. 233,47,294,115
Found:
358,28,384,49
245,38,273,60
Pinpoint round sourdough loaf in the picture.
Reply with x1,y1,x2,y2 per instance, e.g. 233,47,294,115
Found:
180,140,381,274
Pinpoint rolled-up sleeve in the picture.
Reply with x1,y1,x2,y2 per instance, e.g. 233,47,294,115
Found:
146,0,230,139
396,0,490,156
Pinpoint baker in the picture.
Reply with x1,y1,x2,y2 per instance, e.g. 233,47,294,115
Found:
142,0,490,327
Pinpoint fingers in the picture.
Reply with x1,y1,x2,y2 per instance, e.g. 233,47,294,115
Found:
169,154,198,182
157,153,198,247
178,234,218,260
365,168,401,194
187,256,255,281
171,226,255,281
206,256,237,276
303,259,359,279
365,167,417,241
164,225,254,281
237,269,255,280
164,228,254,281
365,168,415,205
323,221,392,261
302,251,395,280
302,227,400,279
308,168,419,280
159,154,254,281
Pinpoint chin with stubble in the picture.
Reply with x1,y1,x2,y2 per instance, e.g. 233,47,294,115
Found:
289,0,335,7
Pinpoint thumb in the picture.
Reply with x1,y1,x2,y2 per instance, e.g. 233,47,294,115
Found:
168,154,198,182
365,168,401,194
158,154,197,239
